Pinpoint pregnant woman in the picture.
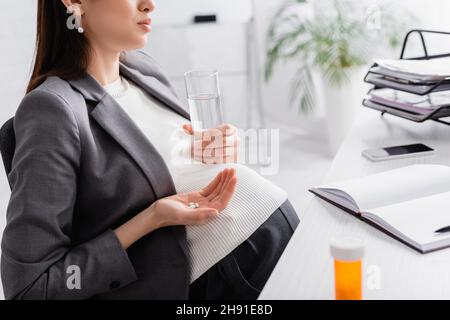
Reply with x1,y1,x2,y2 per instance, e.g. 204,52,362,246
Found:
0,0,300,299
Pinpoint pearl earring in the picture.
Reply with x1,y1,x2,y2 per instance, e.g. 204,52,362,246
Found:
77,27,84,33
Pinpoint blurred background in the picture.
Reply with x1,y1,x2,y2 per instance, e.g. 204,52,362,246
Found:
1,0,450,298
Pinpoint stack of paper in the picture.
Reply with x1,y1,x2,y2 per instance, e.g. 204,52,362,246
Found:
366,88,450,115
373,58,450,83
363,58,450,121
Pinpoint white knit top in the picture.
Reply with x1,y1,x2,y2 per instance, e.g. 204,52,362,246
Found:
104,77,288,283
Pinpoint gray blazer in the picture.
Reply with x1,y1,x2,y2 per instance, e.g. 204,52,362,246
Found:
1,50,193,299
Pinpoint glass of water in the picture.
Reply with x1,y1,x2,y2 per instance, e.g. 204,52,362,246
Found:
184,69,224,132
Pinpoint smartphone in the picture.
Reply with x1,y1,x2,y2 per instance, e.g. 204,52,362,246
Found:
362,143,434,161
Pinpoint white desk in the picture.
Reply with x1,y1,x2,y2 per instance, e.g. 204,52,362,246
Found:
259,108,450,300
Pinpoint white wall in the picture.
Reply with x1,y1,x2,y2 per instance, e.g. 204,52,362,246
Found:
0,2,37,123
1,0,450,300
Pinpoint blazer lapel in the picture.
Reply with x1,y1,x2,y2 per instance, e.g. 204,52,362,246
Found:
90,95,189,259
119,64,191,120
68,70,189,200
90,94,177,199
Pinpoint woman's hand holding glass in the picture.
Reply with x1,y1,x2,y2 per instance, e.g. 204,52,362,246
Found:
182,123,240,164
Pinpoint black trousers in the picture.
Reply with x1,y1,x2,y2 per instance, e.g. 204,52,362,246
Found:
189,198,300,300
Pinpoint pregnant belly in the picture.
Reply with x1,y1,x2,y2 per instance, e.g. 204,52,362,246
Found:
171,162,286,201
171,162,288,283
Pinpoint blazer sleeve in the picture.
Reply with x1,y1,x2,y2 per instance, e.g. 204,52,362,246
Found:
0,89,138,300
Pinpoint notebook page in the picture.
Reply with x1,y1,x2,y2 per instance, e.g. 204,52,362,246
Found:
374,58,450,79
367,191,450,248
320,164,450,211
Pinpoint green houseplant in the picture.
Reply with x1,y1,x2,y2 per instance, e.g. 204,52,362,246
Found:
265,0,411,113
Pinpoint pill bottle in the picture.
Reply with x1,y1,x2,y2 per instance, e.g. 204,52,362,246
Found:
330,236,365,300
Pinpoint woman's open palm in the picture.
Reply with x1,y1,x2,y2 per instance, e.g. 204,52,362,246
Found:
152,168,237,227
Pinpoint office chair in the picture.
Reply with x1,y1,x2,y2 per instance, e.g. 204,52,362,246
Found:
0,117,15,190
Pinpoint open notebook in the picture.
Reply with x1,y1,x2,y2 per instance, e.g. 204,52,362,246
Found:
309,164,450,253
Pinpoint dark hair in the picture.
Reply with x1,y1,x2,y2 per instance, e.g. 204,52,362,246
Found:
27,0,91,93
